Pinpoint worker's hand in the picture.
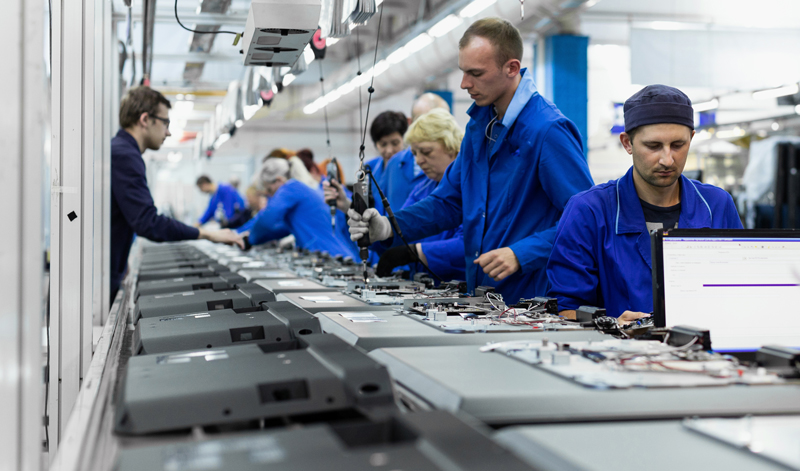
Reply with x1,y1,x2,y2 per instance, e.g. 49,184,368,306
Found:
474,247,520,281
347,208,393,242
198,228,245,250
376,245,419,277
617,311,650,326
323,178,351,213
193,222,202,228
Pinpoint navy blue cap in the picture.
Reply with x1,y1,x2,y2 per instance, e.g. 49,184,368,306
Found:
624,84,694,133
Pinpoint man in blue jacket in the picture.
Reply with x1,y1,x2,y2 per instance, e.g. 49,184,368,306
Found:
111,87,243,305
195,175,245,227
348,18,594,303
546,85,743,323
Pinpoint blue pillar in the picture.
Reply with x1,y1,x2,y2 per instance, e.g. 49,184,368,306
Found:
542,35,589,158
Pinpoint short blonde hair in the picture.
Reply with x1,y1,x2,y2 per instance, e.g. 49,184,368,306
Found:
404,108,463,156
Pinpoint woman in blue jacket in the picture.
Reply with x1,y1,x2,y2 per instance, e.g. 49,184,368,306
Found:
243,157,358,258
375,108,466,281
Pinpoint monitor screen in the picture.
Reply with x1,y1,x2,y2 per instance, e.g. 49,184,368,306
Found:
654,230,800,352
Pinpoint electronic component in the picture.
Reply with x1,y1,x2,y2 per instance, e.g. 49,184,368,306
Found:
474,286,496,298
513,297,558,314
114,334,396,435
756,345,800,378
482,338,784,389
667,326,711,350
576,306,606,323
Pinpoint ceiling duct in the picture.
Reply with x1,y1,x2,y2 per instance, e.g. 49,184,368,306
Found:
241,0,322,67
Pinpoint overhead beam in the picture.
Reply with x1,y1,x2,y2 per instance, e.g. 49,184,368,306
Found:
112,9,247,26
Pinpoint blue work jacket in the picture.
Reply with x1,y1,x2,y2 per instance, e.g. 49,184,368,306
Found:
248,180,359,258
391,69,594,303
383,147,427,213
547,166,743,317
110,129,199,299
403,177,465,281
198,183,245,225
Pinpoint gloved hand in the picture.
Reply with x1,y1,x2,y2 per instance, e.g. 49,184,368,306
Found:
347,208,393,242
376,245,418,277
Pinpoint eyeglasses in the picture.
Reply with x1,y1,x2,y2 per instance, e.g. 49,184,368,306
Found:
151,115,171,128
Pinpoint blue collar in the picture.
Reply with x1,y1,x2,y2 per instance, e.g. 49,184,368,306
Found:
467,68,537,128
615,166,712,235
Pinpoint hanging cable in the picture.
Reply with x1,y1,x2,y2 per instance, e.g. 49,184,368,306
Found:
351,4,443,283
317,60,333,159
174,0,241,36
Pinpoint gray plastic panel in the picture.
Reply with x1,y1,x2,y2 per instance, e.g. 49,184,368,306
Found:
115,334,396,435
136,276,236,300
254,278,338,294
370,345,800,426
133,301,321,355
137,267,221,282
238,269,299,282
133,285,276,323
318,310,607,351
116,411,544,471
495,421,785,471
278,291,395,314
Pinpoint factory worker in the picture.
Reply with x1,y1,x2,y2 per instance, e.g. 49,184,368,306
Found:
375,108,466,281
243,157,358,258
547,84,743,322
324,94,450,217
195,175,245,227
348,18,594,303
381,93,452,211
110,86,243,305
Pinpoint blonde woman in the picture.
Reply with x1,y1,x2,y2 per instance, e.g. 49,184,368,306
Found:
376,108,466,281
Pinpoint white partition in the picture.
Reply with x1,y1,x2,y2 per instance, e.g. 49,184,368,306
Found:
0,0,46,467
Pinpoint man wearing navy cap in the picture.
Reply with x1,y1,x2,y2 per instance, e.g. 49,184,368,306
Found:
546,84,743,323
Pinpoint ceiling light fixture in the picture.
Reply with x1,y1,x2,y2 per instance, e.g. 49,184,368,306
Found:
693,98,719,112
459,0,497,18
752,83,800,100
428,14,463,38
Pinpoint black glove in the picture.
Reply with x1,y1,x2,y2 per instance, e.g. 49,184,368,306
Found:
376,245,418,277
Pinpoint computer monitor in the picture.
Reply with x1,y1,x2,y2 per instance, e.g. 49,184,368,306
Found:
652,229,800,352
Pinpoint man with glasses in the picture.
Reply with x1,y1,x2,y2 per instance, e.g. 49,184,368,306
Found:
348,18,594,303
110,86,243,305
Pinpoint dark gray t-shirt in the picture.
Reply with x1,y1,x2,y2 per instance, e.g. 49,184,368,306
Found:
640,199,681,232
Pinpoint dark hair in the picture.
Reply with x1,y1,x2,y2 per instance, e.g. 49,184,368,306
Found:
196,175,212,186
119,86,171,129
625,127,640,144
370,111,408,144
296,148,317,173
459,17,523,68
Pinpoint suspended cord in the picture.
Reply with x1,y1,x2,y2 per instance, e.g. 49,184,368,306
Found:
318,60,333,159
358,4,385,157
356,28,365,167
174,0,240,35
